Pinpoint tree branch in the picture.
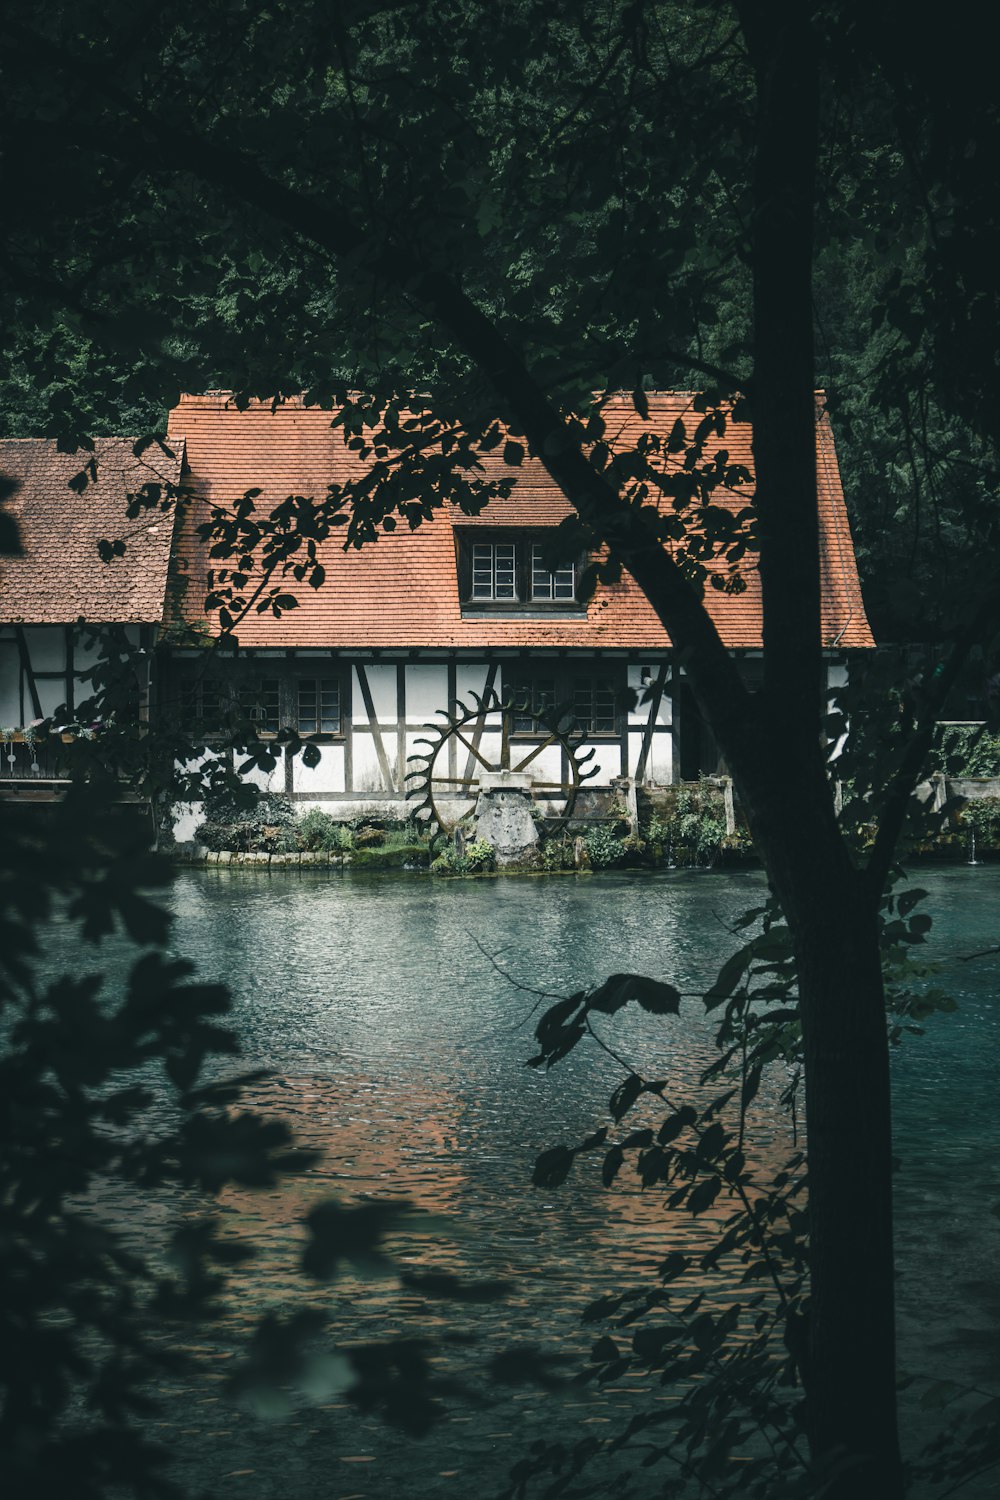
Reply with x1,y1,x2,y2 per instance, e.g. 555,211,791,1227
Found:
6,26,759,759
736,3,821,733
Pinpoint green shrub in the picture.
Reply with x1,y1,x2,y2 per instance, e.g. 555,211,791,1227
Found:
585,824,627,868
930,724,1000,779
463,839,495,872
958,796,1000,845
297,808,353,852
539,836,576,871
430,839,495,875
353,823,385,848
202,788,296,827
194,789,299,854
639,780,740,866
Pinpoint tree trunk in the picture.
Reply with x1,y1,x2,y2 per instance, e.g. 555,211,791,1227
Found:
742,750,904,1499
795,882,901,1497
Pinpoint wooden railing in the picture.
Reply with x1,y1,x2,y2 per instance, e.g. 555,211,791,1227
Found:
0,732,81,786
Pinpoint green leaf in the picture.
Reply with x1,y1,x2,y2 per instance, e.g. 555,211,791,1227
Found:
687,1176,722,1215
532,1144,576,1188
589,973,681,1016
631,387,650,420
896,887,928,917
658,1106,697,1145
602,1144,625,1186
704,948,752,1008
609,1073,644,1122
667,418,686,452
696,1122,727,1162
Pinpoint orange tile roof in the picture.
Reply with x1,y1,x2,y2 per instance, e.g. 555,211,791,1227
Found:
0,437,183,624
165,393,873,652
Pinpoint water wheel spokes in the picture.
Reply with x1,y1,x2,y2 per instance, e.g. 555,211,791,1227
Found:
406,690,597,835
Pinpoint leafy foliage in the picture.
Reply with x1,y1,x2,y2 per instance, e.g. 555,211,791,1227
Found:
3,3,1000,1496
510,876,997,1499
929,724,1000,779
583,824,627,869
430,838,495,876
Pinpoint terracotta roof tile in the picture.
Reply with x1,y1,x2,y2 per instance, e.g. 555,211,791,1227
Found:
0,437,183,624
165,393,873,652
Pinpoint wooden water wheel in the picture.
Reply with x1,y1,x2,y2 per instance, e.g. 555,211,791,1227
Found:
405,691,599,834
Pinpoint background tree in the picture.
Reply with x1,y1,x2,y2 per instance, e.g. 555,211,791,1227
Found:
2,3,999,1496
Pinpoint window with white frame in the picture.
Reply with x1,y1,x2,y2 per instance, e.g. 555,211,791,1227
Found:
530,544,576,601
471,541,518,600
505,669,621,736
239,677,281,733
297,676,342,735
461,532,582,608
172,664,347,737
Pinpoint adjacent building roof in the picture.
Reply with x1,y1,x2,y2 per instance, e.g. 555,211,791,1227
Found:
165,392,873,652
0,437,184,624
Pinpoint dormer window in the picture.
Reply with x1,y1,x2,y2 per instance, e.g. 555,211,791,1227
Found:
530,544,575,601
459,531,584,613
472,541,517,600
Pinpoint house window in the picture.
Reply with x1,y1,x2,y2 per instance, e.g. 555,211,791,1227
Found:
505,670,620,736
180,674,226,727
530,545,575,601
510,676,557,732
459,532,583,609
173,663,347,738
239,677,281,733
472,541,518,600
574,678,617,735
297,677,342,735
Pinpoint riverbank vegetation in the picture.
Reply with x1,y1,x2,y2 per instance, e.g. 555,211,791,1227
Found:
187,775,1000,872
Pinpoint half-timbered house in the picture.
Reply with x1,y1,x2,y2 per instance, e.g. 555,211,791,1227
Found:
159,392,873,831
0,437,182,789
1,394,873,821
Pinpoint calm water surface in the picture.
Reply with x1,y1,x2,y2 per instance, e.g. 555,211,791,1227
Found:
58,866,1000,1496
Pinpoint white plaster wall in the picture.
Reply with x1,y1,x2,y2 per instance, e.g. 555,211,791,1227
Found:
356,663,397,722
577,742,624,783
627,664,649,724
351,730,392,792
0,639,19,725
826,660,849,762
647,730,673,784
177,748,225,778
405,664,449,721
242,761,281,793
20,626,66,672
171,802,204,842
454,662,493,708
36,679,69,718
73,632,108,671
293,743,346,794
518,742,564,785
473,728,503,769
626,727,673,783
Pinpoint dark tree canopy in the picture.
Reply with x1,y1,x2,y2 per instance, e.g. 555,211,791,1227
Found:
2,5,1000,1499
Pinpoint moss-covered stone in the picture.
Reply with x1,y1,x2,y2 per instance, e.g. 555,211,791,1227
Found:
349,843,429,870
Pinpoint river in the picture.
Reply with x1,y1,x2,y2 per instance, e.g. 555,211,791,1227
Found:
59,866,1000,1496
